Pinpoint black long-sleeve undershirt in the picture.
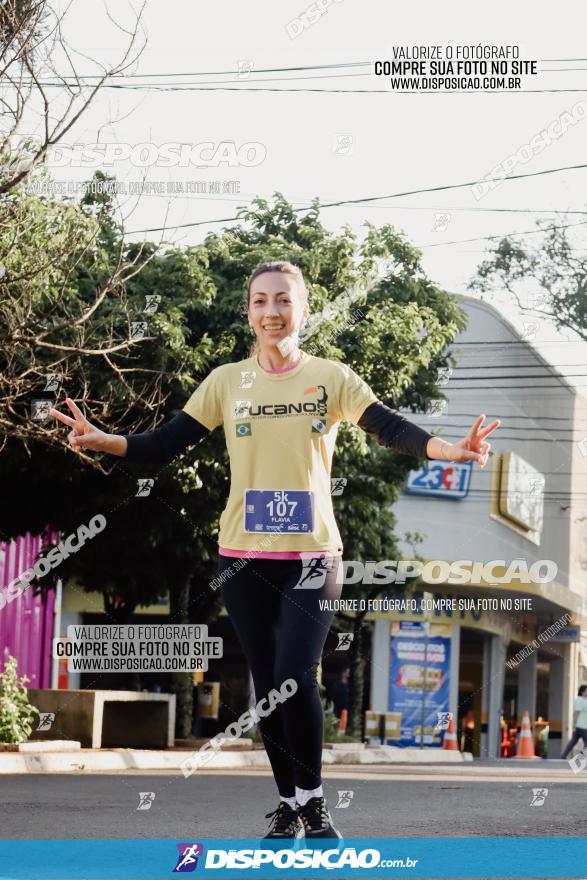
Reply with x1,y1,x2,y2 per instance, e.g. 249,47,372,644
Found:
122,411,210,463
357,401,434,459
121,402,434,464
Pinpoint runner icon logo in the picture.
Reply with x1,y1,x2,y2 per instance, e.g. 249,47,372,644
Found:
36,712,55,731
294,556,332,589
234,400,251,419
435,711,453,731
136,792,155,811
136,479,154,497
530,788,548,807
173,843,204,873
235,422,252,437
336,632,353,651
335,789,354,808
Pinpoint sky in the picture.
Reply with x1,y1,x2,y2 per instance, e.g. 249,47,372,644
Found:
21,0,587,389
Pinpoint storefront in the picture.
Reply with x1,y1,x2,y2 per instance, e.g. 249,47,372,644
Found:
368,582,583,757
367,296,587,758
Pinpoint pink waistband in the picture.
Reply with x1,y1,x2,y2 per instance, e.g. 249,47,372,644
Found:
219,547,342,559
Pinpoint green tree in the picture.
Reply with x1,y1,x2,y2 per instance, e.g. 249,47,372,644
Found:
468,217,587,340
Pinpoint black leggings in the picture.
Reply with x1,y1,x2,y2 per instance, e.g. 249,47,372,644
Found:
218,554,343,797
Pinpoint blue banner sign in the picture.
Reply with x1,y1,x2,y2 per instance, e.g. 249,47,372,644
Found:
389,632,451,747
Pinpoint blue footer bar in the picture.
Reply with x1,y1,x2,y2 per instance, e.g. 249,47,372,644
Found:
0,838,585,879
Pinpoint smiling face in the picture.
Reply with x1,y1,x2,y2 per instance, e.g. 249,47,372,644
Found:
248,270,309,349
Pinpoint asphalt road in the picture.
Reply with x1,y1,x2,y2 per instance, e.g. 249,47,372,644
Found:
1,760,585,840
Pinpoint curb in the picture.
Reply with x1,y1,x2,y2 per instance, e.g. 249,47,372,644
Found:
0,745,472,773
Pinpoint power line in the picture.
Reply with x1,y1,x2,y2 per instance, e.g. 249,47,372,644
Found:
402,416,587,433
447,364,587,371
410,408,581,418
410,490,587,497
18,61,371,82
446,377,587,386
15,57,587,81
21,71,375,88
420,218,587,248
413,416,586,427
412,419,584,434
449,340,587,346
448,370,587,379
343,205,587,215
447,371,587,378
422,376,586,393
64,84,587,94
398,485,587,499
15,79,587,95
393,370,587,381
413,382,587,391
441,382,587,390
79,61,370,78
418,434,581,445
414,420,587,434
90,189,587,217
126,162,587,234
440,373,582,380
400,487,587,497
417,411,587,424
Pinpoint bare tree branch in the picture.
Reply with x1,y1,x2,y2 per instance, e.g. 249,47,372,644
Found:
0,0,147,194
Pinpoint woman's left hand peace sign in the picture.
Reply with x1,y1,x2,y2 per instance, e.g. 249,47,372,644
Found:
448,415,501,468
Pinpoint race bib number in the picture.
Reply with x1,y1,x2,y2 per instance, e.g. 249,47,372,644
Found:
243,489,315,534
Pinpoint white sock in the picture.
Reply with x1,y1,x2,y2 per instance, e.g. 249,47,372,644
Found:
280,795,297,809
295,785,323,807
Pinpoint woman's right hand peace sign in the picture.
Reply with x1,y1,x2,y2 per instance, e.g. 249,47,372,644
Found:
50,397,111,454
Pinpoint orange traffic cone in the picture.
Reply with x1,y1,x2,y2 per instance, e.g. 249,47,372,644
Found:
442,714,459,750
338,708,348,734
513,711,541,759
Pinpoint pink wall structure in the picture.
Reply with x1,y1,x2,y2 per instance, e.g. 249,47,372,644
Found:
0,531,59,689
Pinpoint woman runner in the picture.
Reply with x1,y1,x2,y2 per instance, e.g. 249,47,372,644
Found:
51,260,500,840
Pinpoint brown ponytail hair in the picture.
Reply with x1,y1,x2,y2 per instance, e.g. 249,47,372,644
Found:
245,260,309,357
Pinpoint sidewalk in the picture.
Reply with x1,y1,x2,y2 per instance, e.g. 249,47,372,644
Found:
0,740,472,773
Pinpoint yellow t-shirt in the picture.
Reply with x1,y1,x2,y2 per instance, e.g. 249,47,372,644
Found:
182,350,379,554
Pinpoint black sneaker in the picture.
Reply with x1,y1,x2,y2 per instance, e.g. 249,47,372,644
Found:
263,802,303,839
298,796,342,839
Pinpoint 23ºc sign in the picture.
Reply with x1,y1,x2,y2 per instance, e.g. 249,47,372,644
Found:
404,460,473,500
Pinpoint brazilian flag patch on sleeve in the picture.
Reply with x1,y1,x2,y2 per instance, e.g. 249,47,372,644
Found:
235,422,252,437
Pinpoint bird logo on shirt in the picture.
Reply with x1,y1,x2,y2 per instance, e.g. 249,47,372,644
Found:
304,384,328,416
